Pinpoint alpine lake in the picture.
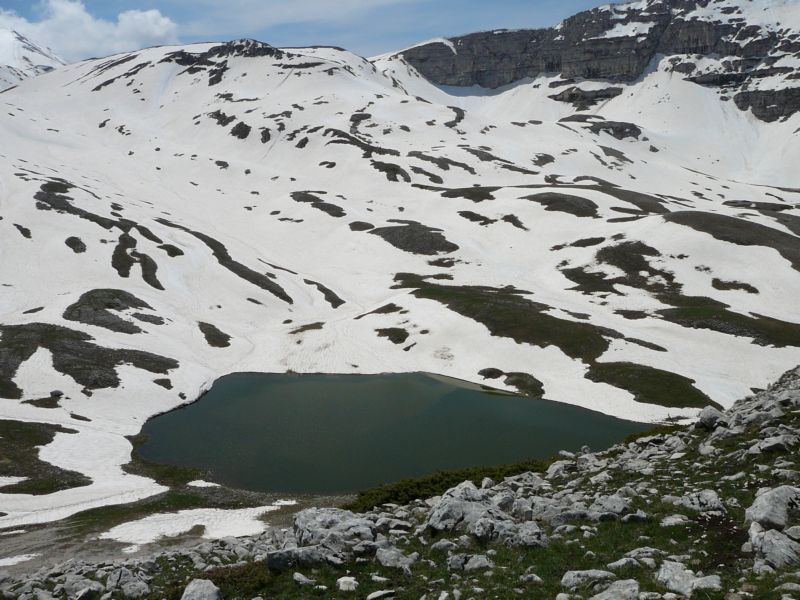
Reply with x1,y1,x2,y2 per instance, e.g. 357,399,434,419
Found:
137,372,649,494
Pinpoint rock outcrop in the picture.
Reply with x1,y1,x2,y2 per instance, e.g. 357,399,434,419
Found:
398,0,800,121
4,365,800,598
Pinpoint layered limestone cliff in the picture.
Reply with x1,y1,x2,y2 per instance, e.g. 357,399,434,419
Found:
399,0,800,121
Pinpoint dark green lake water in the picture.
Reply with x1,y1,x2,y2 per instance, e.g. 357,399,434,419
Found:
138,373,648,494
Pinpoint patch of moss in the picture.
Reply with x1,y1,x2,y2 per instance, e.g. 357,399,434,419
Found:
658,303,800,348
66,490,207,535
587,362,718,410
395,274,616,363
375,327,409,344
0,419,91,495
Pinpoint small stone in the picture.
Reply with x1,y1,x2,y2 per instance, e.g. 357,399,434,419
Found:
336,576,358,592
519,572,542,584
430,539,457,552
661,514,690,527
656,561,721,596
607,557,638,570
463,554,494,572
366,591,396,600
292,572,315,586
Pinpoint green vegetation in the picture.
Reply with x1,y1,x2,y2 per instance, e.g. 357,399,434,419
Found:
587,362,718,410
343,456,555,513
561,238,800,350
66,489,208,535
501,372,545,398
0,419,91,495
711,278,759,294
395,273,613,363
658,302,800,348
375,327,410,344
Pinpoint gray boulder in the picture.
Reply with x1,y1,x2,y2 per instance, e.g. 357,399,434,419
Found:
589,494,631,517
180,579,222,600
560,569,616,591
696,406,727,430
375,547,416,575
265,545,331,571
430,539,457,552
745,486,800,530
655,561,721,596
747,435,800,455
668,489,726,513
447,553,494,572
507,521,548,547
61,575,104,600
294,508,375,547
589,579,639,600
121,579,150,599
336,576,358,591
749,523,800,568
425,481,513,535
464,554,495,572
366,591,396,600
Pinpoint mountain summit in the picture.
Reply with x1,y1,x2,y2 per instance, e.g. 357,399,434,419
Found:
0,29,65,91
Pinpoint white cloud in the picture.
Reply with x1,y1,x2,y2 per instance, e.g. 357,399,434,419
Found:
0,0,179,62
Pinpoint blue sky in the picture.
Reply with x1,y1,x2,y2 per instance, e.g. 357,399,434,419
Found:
0,0,615,61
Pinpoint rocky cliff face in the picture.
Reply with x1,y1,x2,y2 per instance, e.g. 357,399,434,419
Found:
399,0,800,122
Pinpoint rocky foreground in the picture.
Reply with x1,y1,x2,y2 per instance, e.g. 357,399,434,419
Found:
5,367,800,599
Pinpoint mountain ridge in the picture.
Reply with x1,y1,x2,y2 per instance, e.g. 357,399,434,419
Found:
0,29,64,91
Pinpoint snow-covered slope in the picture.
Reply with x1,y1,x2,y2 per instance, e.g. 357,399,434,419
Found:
0,1,799,529
0,29,64,91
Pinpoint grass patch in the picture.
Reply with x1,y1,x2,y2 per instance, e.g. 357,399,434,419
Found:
343,456,555,513
394,274,615,363
0,419,91,495
375,327,409,344
587,362,717,410
562,239,800,349
658,302,800,348
66,490,208,535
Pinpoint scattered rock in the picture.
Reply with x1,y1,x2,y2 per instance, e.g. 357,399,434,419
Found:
180,579,222,600
336,576,358,591
560,569,616,591
656,561,721,596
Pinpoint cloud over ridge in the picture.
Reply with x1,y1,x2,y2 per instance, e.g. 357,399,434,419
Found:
0,0,179,62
